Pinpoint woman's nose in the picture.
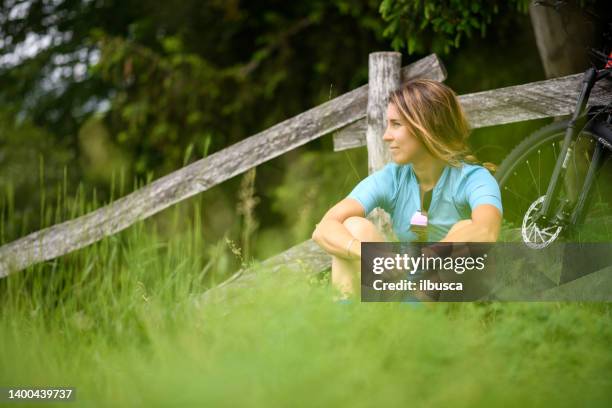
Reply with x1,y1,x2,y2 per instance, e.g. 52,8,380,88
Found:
383,128,393,142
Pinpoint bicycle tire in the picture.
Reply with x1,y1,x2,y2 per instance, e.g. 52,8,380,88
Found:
495,120,571,185
495,118,612,243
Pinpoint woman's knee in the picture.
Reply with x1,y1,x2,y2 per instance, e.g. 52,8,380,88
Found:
342,216,386,242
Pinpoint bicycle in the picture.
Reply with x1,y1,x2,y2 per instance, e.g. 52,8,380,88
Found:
495,11,612,248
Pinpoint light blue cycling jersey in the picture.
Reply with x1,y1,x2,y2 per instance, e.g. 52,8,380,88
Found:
346,161,503,242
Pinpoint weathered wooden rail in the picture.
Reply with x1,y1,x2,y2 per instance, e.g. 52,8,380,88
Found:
333,71,612,151
1,51,611,306
0,53,445,278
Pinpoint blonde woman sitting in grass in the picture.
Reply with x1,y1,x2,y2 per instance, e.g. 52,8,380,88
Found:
312,79,503,300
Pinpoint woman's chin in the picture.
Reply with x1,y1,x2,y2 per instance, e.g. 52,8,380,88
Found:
389,149,413,164
391,155,411,165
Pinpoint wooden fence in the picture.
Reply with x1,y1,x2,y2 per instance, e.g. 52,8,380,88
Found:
1,52,611,304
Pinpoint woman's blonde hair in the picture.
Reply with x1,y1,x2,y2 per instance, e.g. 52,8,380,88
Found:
389,79,497,173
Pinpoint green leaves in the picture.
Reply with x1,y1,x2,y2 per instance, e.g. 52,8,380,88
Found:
161,36,183,54
92,33,232,176
378,0,531,55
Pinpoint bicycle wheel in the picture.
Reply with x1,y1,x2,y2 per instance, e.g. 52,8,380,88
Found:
495,119,612,245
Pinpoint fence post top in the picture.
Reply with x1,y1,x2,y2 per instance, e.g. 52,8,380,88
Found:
368,51,402,58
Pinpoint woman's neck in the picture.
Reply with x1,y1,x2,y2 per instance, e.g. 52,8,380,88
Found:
411,156,447,190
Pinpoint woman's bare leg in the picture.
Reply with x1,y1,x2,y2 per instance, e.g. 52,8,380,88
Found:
331,216,386,300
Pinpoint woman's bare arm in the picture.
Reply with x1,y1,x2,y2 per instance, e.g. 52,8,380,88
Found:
311,198,366,260
440,204,502,242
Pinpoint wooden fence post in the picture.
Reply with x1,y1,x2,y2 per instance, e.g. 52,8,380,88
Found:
365,51,401,239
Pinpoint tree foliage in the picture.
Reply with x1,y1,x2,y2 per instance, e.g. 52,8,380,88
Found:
1,0,390,176
379,0,534,54
378,0,605,55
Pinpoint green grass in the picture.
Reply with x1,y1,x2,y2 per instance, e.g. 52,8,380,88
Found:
1,212,611,407
1,166,611,407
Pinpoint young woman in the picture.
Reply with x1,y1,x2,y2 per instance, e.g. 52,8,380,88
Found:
311,79,503,299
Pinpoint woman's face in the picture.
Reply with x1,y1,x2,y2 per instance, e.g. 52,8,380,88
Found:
383,102,426,165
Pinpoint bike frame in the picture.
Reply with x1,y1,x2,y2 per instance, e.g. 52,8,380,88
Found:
534,66,612,232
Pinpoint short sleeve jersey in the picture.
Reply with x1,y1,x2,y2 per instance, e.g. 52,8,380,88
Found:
346,161,503,242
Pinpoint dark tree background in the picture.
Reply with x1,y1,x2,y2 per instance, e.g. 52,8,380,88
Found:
1,0,610,258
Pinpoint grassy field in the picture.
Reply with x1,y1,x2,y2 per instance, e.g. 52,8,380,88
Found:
1,161,611,407
1,198,612,407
